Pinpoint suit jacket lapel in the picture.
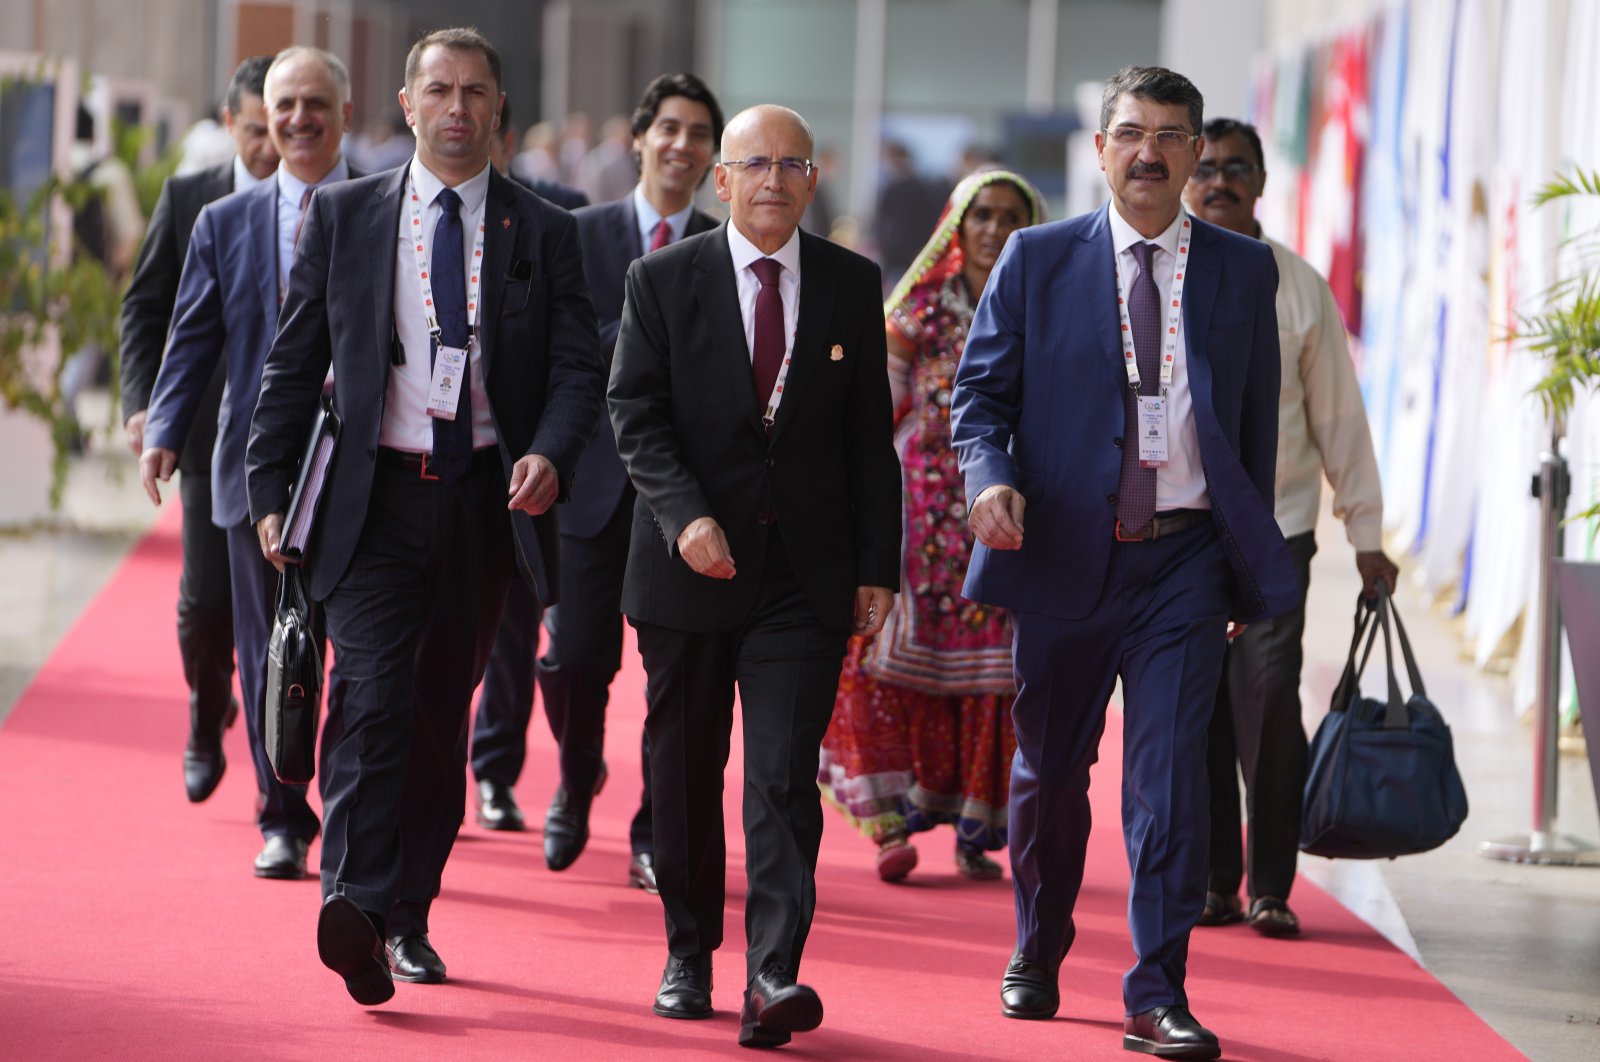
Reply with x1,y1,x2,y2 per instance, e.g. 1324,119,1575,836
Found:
1181,220,1221,413
1079,208,1124,376
371,167,407,378
693,224,764,434
617,198,643,259
478,169,519,380
243,183,279,331
769,232,834,441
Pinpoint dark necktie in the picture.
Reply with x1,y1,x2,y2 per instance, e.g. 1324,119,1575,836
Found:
280,186,315,305
429,186,472,481
648,217,672,252
1115,241,1161,533
750,257,785,427
292,185,313,248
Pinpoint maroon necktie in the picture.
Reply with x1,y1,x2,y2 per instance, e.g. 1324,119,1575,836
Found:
648,217,672,252
292,185,314,249
750,257,785,423
1115,241,1161,534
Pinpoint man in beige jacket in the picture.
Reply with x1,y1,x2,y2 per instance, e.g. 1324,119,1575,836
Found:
1184,117,1399,938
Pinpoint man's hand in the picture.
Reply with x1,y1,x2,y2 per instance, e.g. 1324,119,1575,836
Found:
255,513,291,573
677,516,736,579
970,484,1025,550
854,586,894,636
138,447,179,505
1356,550,1401,599
507,454,559,515
124,411,147,456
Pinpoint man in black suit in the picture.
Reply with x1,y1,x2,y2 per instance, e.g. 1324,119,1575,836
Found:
530,72,724,891
465,94,587,835
119,55,277,804
609,104,900,1047
246,27,602,1006
140,46,359,882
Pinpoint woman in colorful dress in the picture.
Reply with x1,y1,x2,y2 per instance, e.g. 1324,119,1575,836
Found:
820,169,1044,882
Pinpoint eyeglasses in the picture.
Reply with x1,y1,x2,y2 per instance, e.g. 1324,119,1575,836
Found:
1190,160,1261,182
1103,125,1199,152
722,156,814,180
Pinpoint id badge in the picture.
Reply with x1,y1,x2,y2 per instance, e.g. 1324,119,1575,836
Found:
426,344,468,420
1137,394,1169,467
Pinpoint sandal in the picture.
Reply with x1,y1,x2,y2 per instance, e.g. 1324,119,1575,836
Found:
954,842,1003,881
1247,896,1301,937
1197,891,1244,927
876,837,918,882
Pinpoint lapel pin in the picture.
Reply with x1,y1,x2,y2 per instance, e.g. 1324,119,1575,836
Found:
830,344,844,361
502,216,511,229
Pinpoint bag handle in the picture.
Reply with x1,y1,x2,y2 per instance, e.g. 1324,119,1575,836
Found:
1331,593,1381,715
1383,588,1428,699
1369,583,1411,729
275,564,310,617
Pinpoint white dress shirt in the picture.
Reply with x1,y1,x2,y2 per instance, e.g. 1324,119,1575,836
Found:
276,157,349,298
726,222,801,368
382,157,498,452
1106,203,1209,511
232,155,265,194
633,183,694,255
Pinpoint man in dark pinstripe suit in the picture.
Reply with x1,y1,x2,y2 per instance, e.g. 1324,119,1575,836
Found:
244,28,602,1005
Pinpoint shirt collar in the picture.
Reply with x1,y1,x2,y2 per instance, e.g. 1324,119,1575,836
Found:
277,156,350,205
408,156,493,214
233,156,265,192
632,184,695,247
1106,201,1185,259
726,220,801,278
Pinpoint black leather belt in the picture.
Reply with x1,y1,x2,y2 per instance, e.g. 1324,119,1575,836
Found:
377,446,498,480
1114,509,1208,542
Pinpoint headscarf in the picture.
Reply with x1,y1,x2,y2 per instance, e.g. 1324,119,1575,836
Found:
883,167,1047,323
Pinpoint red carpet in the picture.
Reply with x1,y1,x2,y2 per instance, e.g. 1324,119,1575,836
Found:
0,507,1520,1059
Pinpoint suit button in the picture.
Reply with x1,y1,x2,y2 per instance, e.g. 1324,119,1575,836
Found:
1107,493,1118,504
756,511,772,526
1113,437,1123,448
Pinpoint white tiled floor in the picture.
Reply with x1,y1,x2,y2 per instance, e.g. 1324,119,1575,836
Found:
3,397,1598,1060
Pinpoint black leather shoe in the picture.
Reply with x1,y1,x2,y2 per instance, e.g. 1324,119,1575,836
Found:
475,779,525,832
317,896,394,1006
1123,1005,1221,1059
653,953,713,1018
387,934,447,983
183,695,239,803
543,784,592,870
1000,952,1060,1020
738,968,823,1048
630,851,659,894
254,835,309,880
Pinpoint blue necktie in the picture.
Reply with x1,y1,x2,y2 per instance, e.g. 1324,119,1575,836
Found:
430,187,473,482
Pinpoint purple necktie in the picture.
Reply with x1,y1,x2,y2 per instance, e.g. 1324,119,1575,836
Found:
1116,241,1161,533
750,258,785,425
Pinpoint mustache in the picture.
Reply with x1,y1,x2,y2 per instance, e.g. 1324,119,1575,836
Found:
1126,161,1169,180
1204,189,1240,205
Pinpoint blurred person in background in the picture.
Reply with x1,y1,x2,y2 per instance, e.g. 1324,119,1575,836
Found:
490,97,589,210
558,110,592,186
119,54,277,805
873,139,948,291
800,146,838,238
821,169,1044,884
1183,117,1397,939
513,120,562,184
579,114,640,203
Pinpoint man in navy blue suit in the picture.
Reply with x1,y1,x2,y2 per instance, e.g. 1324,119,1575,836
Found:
951,66,1296,1060
245,27,602,1005
140,45,358,882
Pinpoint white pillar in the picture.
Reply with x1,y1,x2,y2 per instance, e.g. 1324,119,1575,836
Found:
848,0,887,225
1160,0,1267,123
1025,0,1058,114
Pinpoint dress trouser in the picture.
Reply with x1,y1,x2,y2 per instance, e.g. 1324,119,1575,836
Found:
1206,531,1317,901
469,575,544,787
177,470,235,737
1008,521,1231,1014
634,529,848,984
317,455,514,938
536,489,653,853
225,520,321,843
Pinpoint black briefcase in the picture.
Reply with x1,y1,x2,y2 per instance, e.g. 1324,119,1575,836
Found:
264,565,322,785
1300,585,1469,859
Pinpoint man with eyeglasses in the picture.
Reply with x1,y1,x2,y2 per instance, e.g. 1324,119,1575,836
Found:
608,104,900,1047
1182,118,1397,941
952,67,1296,1059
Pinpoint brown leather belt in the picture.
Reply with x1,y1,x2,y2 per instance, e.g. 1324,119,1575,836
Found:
376,446,498,480
1114,509,1209,542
